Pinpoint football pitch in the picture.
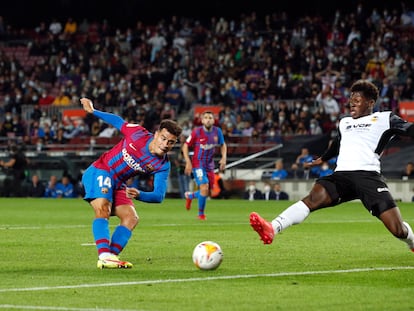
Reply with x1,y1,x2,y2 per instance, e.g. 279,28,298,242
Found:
0,198,413,311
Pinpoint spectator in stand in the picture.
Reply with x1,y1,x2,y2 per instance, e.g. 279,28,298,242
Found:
294,147,314,168
315,65,341,90
56,176,76,198
49,18,62,37
10,114,26,138
243,181,263,201
63,17,77,39
28,174,46,197
332,80,349,111
30,104,42,122
367,61,385,84
219,107,237,129
294,120,308,135
200,87,215,106
160,103,176,121
147,30,167,63
224,122,242,137
311,161,334,178
401,162,414,180
292,147,314,180
5,89,23,115
63,118,87,139
164,80,185,114
1,112,14,137
210,171,229,199
89,120,103,137
262,182,274,200
270,182,289,200
54,127,68,144
383,56,399,84
271,159,288,180
52,89,71,106
44,175,58,198
288,163,301,179
241,120,255,137
309,118,323,135
315,85,340,116
38,90,55,106
321,113,339,137
401,77,414,100
98,124,118,138
217,86,234,108
235,83,255,106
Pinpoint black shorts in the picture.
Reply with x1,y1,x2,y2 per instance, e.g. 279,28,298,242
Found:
316,171,396,217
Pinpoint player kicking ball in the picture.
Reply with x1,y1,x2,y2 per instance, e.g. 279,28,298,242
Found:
250,80,414,253
80,98,182,268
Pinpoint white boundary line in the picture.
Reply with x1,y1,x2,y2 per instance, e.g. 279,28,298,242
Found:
0,306,141,311
0,218,390,230
0,266,412,293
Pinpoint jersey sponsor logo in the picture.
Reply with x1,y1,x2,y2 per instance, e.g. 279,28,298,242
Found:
122,148,145,172
200,143,216,150
126,123,140,127
345,123,372,130
377,187,389,193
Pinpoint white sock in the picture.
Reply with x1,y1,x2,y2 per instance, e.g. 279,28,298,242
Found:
99,252,112,260
271,200,310,233
401,222,414,249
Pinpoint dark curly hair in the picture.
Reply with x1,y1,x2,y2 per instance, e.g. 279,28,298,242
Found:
350,79,379,103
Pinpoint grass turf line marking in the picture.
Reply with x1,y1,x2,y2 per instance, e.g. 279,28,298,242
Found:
0,266,412,293
0,306,143,311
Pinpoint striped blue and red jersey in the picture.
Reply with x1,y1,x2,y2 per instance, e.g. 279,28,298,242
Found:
185,126,225,171
91,110,170,202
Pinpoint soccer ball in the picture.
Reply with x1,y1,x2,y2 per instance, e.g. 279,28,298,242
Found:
192,241,223,270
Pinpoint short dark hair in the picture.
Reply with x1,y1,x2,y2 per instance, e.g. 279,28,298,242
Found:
202,110,214,116
159,119,182,137
350,79,379,102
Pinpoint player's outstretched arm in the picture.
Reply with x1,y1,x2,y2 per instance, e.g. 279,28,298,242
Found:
80,97,125,130
80,97,95,113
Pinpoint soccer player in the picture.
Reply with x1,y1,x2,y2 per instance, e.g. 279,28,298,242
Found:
182,111,227,220
80,98,182,269
250,80,414,252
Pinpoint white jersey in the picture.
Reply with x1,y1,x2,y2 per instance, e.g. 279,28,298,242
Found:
335,111,409,173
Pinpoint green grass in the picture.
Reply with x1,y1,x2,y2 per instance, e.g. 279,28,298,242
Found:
0,198,413,311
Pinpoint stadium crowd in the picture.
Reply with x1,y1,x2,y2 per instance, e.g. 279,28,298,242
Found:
0,2,414,159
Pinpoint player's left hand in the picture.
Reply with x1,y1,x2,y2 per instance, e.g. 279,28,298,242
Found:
126,187,140,199
219,159,226,171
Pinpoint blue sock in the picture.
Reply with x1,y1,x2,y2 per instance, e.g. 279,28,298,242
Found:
92,218,110,256
110,225,132,255
198,194,207,216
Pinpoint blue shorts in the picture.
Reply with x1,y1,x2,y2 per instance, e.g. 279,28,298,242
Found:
82,166,114,202
192,168,214,189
